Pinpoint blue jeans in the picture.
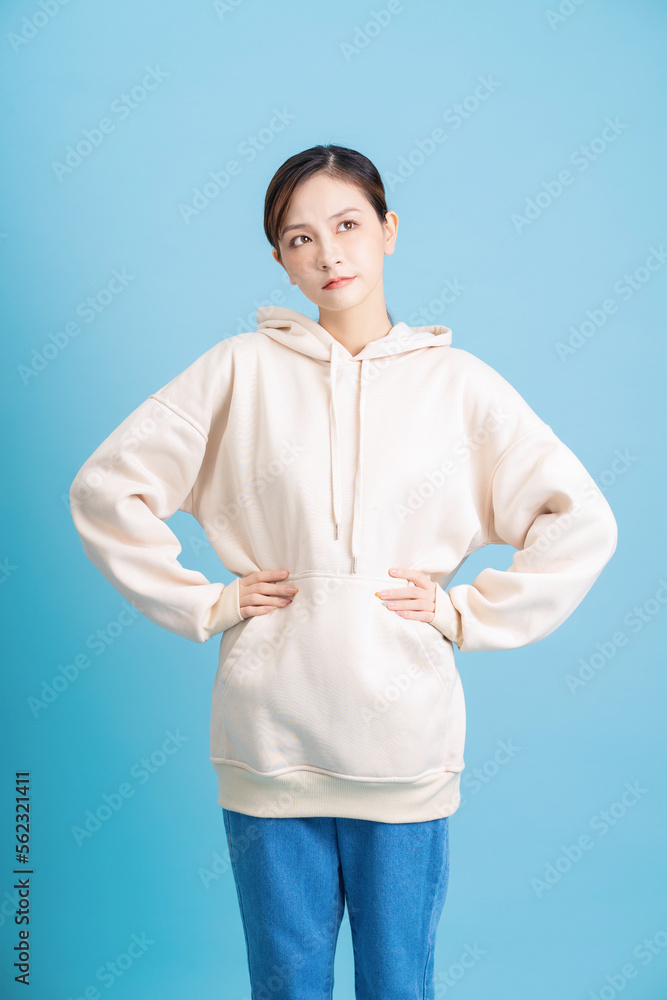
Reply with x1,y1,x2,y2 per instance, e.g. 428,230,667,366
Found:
222,808,450,1000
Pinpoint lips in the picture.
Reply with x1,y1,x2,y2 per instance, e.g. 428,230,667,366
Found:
323,276,356,289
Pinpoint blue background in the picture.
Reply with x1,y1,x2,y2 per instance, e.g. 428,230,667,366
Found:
2,1,666,997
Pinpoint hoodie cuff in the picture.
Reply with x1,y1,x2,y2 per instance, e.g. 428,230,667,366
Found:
203,577,244,637
430,582,464,649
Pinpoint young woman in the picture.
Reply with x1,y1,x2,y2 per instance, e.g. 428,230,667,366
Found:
70,144,618,999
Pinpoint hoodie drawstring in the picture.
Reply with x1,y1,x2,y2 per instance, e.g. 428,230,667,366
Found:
329,342,342,542
329,343,367,574
351,359,367,574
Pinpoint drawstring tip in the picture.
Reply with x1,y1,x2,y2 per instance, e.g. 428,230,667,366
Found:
334,522,340,540
352,556,357,574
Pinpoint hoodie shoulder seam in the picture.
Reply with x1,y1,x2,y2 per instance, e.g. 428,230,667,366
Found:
148,393,208,443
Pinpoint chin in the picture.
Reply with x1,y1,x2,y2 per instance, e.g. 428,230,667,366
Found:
312,288,367,312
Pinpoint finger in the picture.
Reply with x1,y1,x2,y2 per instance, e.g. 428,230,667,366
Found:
240,593,293,608
381,598,433,612
389,567,433,590
247,569,290,584
241,582,298,597
376,586,428,600
394,610,434,622
241,605,277,619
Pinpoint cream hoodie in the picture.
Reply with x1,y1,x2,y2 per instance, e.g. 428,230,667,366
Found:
69,306,618,823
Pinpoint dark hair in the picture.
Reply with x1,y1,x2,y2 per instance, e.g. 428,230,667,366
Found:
264,144,395,327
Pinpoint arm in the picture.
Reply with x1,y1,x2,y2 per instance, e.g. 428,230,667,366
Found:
69,348,245,644
431,423,618,652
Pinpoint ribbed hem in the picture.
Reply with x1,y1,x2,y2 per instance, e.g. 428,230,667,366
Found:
211,761,462,823
204,577,243,637
430,583,464,648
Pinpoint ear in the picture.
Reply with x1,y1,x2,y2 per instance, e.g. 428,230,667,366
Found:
383,210,399,255
273,248,298,285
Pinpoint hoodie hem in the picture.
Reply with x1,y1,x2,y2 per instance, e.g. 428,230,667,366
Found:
211,760,462,823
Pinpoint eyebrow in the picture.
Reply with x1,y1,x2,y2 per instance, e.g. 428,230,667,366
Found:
281,207,363,237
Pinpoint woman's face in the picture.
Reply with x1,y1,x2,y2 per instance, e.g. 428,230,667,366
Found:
273,172,398,314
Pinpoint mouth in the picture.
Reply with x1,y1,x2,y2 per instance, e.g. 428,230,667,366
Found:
322,276,356,290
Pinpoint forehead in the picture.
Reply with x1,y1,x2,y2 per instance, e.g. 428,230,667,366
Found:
283,173,367,221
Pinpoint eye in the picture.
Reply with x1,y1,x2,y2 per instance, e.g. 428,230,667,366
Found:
289,233,311,248
288,219,359,248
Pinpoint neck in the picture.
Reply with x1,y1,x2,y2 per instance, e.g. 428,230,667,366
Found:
317,286,392,357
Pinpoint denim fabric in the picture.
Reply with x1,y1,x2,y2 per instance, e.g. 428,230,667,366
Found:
222,807,450,1000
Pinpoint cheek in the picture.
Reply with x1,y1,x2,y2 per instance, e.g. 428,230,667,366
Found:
357,248,385,279
286,254,315,280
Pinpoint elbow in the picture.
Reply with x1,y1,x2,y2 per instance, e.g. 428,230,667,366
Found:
69,464,90,511
587,488,618,571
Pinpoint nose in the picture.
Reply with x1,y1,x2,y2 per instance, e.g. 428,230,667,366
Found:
316,237,344,270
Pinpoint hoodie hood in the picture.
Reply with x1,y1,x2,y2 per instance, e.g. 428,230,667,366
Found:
256,306,453,573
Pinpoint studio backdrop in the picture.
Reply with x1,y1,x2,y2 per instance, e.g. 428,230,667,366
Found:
2,1,665,998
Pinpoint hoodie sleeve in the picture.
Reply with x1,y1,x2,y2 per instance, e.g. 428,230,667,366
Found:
69,344,245,644
429,361,618,653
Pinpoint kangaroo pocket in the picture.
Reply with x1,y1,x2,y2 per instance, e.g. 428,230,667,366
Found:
210,571,466,780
